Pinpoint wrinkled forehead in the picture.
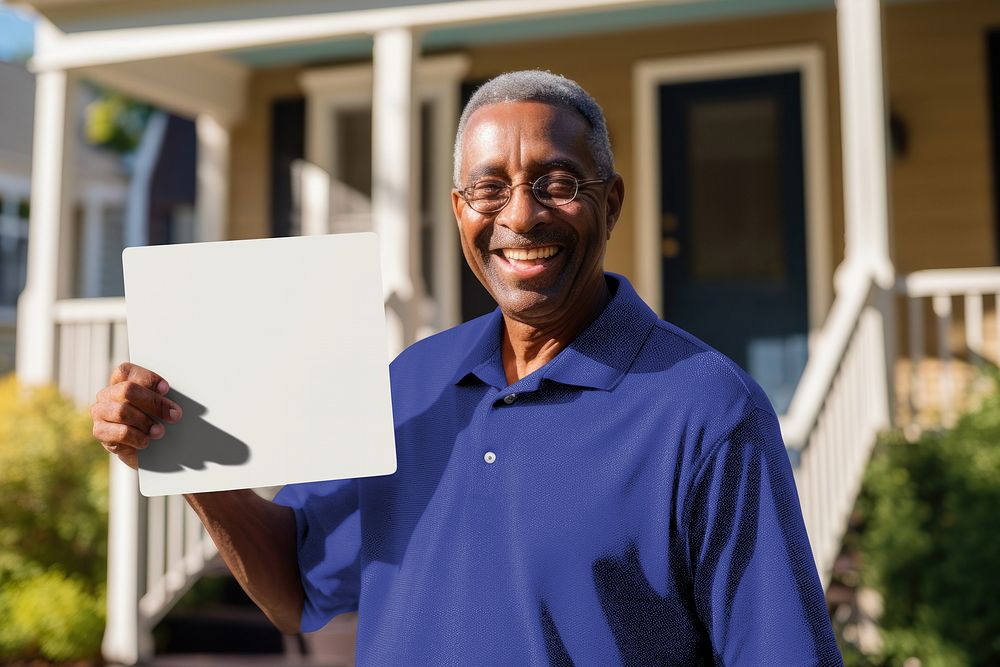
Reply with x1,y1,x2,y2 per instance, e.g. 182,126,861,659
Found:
458,100,594,182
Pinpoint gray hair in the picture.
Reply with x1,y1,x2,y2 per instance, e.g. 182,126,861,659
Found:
452,70,615,187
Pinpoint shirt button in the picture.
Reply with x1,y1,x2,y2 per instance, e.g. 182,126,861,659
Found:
484,451,497,464
503,393,517,404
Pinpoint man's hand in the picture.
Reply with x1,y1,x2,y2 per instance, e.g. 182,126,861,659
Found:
91,362,184,469
90,362,304,633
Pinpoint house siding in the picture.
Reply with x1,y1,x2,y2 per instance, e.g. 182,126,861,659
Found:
229,66,303,242
884,0,1000,271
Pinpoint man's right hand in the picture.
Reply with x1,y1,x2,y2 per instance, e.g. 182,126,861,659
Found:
91,362,184,469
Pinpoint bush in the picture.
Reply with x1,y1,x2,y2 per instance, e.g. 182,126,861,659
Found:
855,377,1000,666
0,375,108,662
0,570,106,661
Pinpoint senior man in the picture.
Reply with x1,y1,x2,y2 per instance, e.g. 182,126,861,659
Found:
92,70,842,665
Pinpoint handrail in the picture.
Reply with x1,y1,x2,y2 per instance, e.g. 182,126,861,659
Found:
53,297,127,323
781,263,874,451
897,266,1000,297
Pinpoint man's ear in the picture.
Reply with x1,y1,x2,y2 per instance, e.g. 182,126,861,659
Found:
605,174,625,239
451,189,464,225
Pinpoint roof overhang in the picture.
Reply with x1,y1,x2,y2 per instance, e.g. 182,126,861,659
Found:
22,0,832,72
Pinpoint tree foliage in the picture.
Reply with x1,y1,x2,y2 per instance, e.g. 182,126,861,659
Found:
84,86,153,155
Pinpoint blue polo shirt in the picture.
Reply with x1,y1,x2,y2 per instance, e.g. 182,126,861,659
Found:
274,274,842,666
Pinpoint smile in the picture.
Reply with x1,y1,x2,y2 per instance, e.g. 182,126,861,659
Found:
501,246,561,261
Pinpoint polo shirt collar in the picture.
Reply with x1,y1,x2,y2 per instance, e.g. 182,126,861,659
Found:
453,273,658,392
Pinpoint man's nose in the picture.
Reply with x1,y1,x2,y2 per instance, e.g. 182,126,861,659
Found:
496,183,547,234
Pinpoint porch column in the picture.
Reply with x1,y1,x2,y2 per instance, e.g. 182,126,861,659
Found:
836,0,893,288
195,114,231,243
16,69,77,384
101,460,150,666
836,0,895,428
372,27,422,357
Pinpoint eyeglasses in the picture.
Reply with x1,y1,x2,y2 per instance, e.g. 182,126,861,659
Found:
458,174,607,214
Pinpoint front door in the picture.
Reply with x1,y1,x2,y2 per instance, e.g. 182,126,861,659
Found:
659,73,808,413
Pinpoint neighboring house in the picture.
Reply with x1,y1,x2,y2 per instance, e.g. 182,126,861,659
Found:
0,60,132,373
10,0,1000,663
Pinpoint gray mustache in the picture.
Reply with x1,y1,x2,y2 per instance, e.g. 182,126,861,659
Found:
484,232,568,251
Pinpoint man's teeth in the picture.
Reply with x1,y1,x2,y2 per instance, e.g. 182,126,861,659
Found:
502,246,560,261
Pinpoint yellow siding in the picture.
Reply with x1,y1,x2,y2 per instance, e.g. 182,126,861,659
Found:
884,0,1000,271
228,66,303,241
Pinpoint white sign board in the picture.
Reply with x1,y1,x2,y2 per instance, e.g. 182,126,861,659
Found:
123,233,397,497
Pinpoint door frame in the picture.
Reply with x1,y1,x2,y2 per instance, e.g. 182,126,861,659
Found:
632,45,832,335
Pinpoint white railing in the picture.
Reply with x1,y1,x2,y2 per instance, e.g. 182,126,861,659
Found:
781,265,890,586
896,267,1000,431
53,297,217,665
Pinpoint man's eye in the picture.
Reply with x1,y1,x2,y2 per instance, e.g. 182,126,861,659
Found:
541,176,576,198
471,183,507,198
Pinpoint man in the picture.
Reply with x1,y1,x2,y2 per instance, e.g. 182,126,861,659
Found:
92,70,843,665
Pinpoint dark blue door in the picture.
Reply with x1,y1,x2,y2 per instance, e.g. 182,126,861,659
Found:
659,73,808,413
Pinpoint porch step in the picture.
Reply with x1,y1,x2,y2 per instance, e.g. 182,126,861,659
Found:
150,655,346,666
152,569,356,666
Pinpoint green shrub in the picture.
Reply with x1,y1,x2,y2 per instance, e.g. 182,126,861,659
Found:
0,570,105,661
856,379,1000,666
0,374,108,662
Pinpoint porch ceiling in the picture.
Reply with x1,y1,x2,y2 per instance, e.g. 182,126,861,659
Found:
24,0,833,72
228,0,833,68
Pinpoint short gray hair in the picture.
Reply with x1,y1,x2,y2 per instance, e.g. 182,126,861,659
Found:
453,70,615,187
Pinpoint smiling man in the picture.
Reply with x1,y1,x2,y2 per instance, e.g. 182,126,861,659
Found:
92,71,842,665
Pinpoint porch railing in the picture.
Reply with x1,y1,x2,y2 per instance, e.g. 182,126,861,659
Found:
53,297,217,664
896,267,1000,431
780,264,889,586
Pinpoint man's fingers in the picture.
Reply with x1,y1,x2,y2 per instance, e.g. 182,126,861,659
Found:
92,400,160,436
111,381,183,423
95,422,151,450
109,362,170,396
100,442,139,470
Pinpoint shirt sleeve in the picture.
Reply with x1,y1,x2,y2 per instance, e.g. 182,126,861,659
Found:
272,478,362,632
684,406,843,666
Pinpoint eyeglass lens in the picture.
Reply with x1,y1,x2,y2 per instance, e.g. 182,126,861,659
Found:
464,175,580,213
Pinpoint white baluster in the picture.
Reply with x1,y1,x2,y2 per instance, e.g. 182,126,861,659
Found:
932,294,955,426
166,495,186,593
964,293,984,360
907,296,924,428
145,495,166,611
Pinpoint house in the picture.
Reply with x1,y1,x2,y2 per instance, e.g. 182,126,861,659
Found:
0,60,132,373
10,0,1000,662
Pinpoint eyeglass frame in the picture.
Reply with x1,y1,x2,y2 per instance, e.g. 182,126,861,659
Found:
456,173,608,214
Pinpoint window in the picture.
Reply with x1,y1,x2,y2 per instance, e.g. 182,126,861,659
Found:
0,192,30,307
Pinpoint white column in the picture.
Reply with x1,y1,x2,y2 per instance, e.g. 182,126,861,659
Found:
836,0,896,427
101,461,149,665
195,114,230,243
372,27,421,358
835,0,893,289
16,69,77,385
432,86,463,330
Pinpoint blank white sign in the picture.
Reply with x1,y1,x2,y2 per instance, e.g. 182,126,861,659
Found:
123,233,397,497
